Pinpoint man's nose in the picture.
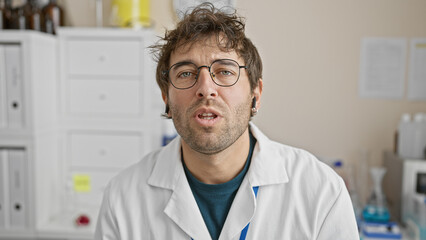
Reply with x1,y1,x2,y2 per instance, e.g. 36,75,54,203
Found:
195,67,218,98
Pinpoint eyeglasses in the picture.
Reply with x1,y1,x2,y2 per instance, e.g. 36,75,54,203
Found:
163,59,247,90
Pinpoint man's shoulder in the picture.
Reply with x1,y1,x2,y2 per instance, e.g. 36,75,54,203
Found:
251,123,341,188
265,139,343,191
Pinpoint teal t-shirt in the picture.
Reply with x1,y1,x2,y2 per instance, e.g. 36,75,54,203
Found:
183,132,256,240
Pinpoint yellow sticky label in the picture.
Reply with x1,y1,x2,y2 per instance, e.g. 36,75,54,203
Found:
416,43,426,48
73,175,91,192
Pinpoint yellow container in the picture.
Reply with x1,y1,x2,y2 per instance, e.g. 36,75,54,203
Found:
110,0,150,28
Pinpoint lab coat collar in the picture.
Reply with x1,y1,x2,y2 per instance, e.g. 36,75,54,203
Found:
147,135,182,190
247,122,289,187
148,136,212,239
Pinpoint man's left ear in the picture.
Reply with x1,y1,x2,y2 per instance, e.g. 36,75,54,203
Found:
253,79,263,110
161,92,172,118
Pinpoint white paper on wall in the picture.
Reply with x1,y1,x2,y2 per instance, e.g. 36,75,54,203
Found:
359,38,407,99
407,38,426,101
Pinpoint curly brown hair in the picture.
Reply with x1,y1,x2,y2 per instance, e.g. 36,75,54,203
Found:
151,3,263,97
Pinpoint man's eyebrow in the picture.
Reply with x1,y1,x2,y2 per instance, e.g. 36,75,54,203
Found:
171,61,195,68
172,59,236,67
215,59,239,66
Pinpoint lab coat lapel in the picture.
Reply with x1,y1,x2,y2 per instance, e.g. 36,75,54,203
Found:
219,179,256,240
148,137,211,239
164,166,212,240
218,123,290,240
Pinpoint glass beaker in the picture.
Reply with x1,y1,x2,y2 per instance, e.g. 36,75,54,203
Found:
362,167,390,223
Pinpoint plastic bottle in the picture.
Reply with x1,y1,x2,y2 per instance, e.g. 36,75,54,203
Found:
398,113,426,159
397,113,412,158
413,113,426,159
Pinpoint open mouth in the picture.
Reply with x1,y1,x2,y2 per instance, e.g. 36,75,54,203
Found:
198,112,217,120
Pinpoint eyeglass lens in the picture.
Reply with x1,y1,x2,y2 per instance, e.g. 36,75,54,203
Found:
169,59,241,89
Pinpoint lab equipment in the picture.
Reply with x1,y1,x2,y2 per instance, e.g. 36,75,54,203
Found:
383,152,426,224
405,194,426,240
412,195,426,239
417,172,426,194
361,222,402,240
363,167,390,223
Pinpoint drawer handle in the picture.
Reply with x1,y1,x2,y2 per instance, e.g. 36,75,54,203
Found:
98,55,107,62
99,149,107,156
98,93,107,101
14,202,22,211
11,101,19,109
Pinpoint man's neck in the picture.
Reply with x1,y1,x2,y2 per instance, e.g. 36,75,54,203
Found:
181,128,251,184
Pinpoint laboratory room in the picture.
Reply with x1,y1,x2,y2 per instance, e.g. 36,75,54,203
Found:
0,0,426,239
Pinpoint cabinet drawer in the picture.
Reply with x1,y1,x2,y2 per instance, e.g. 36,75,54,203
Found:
69,132,142,168
68,79,141,115
67,39,141,76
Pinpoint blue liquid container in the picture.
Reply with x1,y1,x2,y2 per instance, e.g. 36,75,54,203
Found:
362,205,390,223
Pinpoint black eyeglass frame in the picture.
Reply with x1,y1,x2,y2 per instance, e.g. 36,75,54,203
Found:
162,59,247,90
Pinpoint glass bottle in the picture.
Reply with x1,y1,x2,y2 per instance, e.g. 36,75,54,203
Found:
9,5,27,29
28,0,42,31
42,0,63,34
0,0,13,29
0,1,3,29
20,0,42,31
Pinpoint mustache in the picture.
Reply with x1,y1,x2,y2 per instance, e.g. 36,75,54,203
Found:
187,99,225,114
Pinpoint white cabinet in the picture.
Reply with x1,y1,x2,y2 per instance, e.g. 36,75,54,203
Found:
41,28,163,239
0,28,163,240
68,78,142,115
67,39,141,76
0,31,58,239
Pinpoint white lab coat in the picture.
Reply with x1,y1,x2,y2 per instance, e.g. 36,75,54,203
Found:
95,123,360,240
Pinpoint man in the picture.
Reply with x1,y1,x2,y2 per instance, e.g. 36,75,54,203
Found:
95,4,359,240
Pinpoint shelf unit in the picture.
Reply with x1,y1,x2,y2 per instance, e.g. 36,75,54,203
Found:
0,28,164,239
0,30,58,239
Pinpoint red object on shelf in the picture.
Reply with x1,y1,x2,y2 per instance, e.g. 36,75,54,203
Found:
75,214,90,226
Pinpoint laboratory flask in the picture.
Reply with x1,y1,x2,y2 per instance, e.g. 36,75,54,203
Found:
362,167,390,223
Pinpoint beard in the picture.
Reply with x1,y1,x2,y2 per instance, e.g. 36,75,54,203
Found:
169,96,252,155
